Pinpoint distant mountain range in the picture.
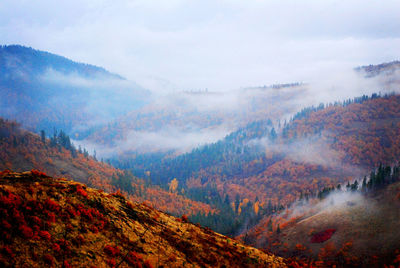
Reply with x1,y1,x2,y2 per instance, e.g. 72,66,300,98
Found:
0,45,149,135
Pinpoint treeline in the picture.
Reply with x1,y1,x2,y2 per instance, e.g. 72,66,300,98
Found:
40,128,97,160
289,92,388,123
314,163,400,200
111,118,276,186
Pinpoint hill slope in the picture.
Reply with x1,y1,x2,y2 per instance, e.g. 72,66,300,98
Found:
111,93,400,235
0,118,214,217
242,164,400,267
0,45,149,134
0,170,286,267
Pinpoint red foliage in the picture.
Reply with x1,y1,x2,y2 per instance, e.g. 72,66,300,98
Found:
52,243,61,253
43,254,54,265
311,229,336,243
66,206,79,218
89,225,99,234
181,214,188,223
0,190,22,207
111,190,125,199
76,185,88,198
63,260,72,268
1,245,14,258
39,231,51,241
0,169,11,176
126,251,143,266
104,245,120,257
19,225,33,239
106,258,116,267
45,198,61,212
46,212,56,223
31,216,42,225
1,220,11,229
31,169,47,177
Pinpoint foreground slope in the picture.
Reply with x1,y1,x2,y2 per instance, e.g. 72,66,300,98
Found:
0,170,286,267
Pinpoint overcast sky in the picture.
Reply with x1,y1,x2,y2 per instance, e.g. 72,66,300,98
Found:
1,0,400,92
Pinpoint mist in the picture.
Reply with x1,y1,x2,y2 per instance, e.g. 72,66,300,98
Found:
2,0,400,157
2,0,400,92
40,68,149,128
74,63,400,157
288,190,368,222
248,133,343,168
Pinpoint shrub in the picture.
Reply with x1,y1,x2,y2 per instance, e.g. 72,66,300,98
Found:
1,245,14,258
19,225,33,239
76,186,88,198
104,245,120,257
126,251,143,266
52,243,61,253
43,254,54,265
31,169,47,177
63,260,72,268
38,231,51,241
1,220,11,229
45,199,61,212
181,214,188,223
106,258,116,267
311,229,336,243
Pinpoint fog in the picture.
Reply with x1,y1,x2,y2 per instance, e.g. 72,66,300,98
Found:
283,189,369,227
1,0,400,91
39,68,150,130
1,0,400,156
72,64,400,157
249,133,342,168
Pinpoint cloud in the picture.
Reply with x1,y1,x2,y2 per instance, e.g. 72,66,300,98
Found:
76,125,231,157
1,0,400,92
248,134,343,168
286,190,368,223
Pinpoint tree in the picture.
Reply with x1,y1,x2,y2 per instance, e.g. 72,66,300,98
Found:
169,178,178,193
40,130,46,144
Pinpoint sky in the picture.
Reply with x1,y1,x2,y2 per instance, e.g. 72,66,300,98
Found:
1,0,400,92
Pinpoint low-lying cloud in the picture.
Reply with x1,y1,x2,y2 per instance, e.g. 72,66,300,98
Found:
76,125,231,157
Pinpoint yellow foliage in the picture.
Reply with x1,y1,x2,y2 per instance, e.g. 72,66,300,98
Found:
169,178,178,193
254,201,259,215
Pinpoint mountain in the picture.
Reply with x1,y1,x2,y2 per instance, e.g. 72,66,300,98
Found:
110,93,400,236
0,118,214,217
0,170,287,267
79,60,400,156
0,45,149,135
242,164,400,267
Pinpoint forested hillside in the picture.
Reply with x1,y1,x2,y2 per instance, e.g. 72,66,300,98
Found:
241,163,400,267
111,93,400,235
0,118,214,217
